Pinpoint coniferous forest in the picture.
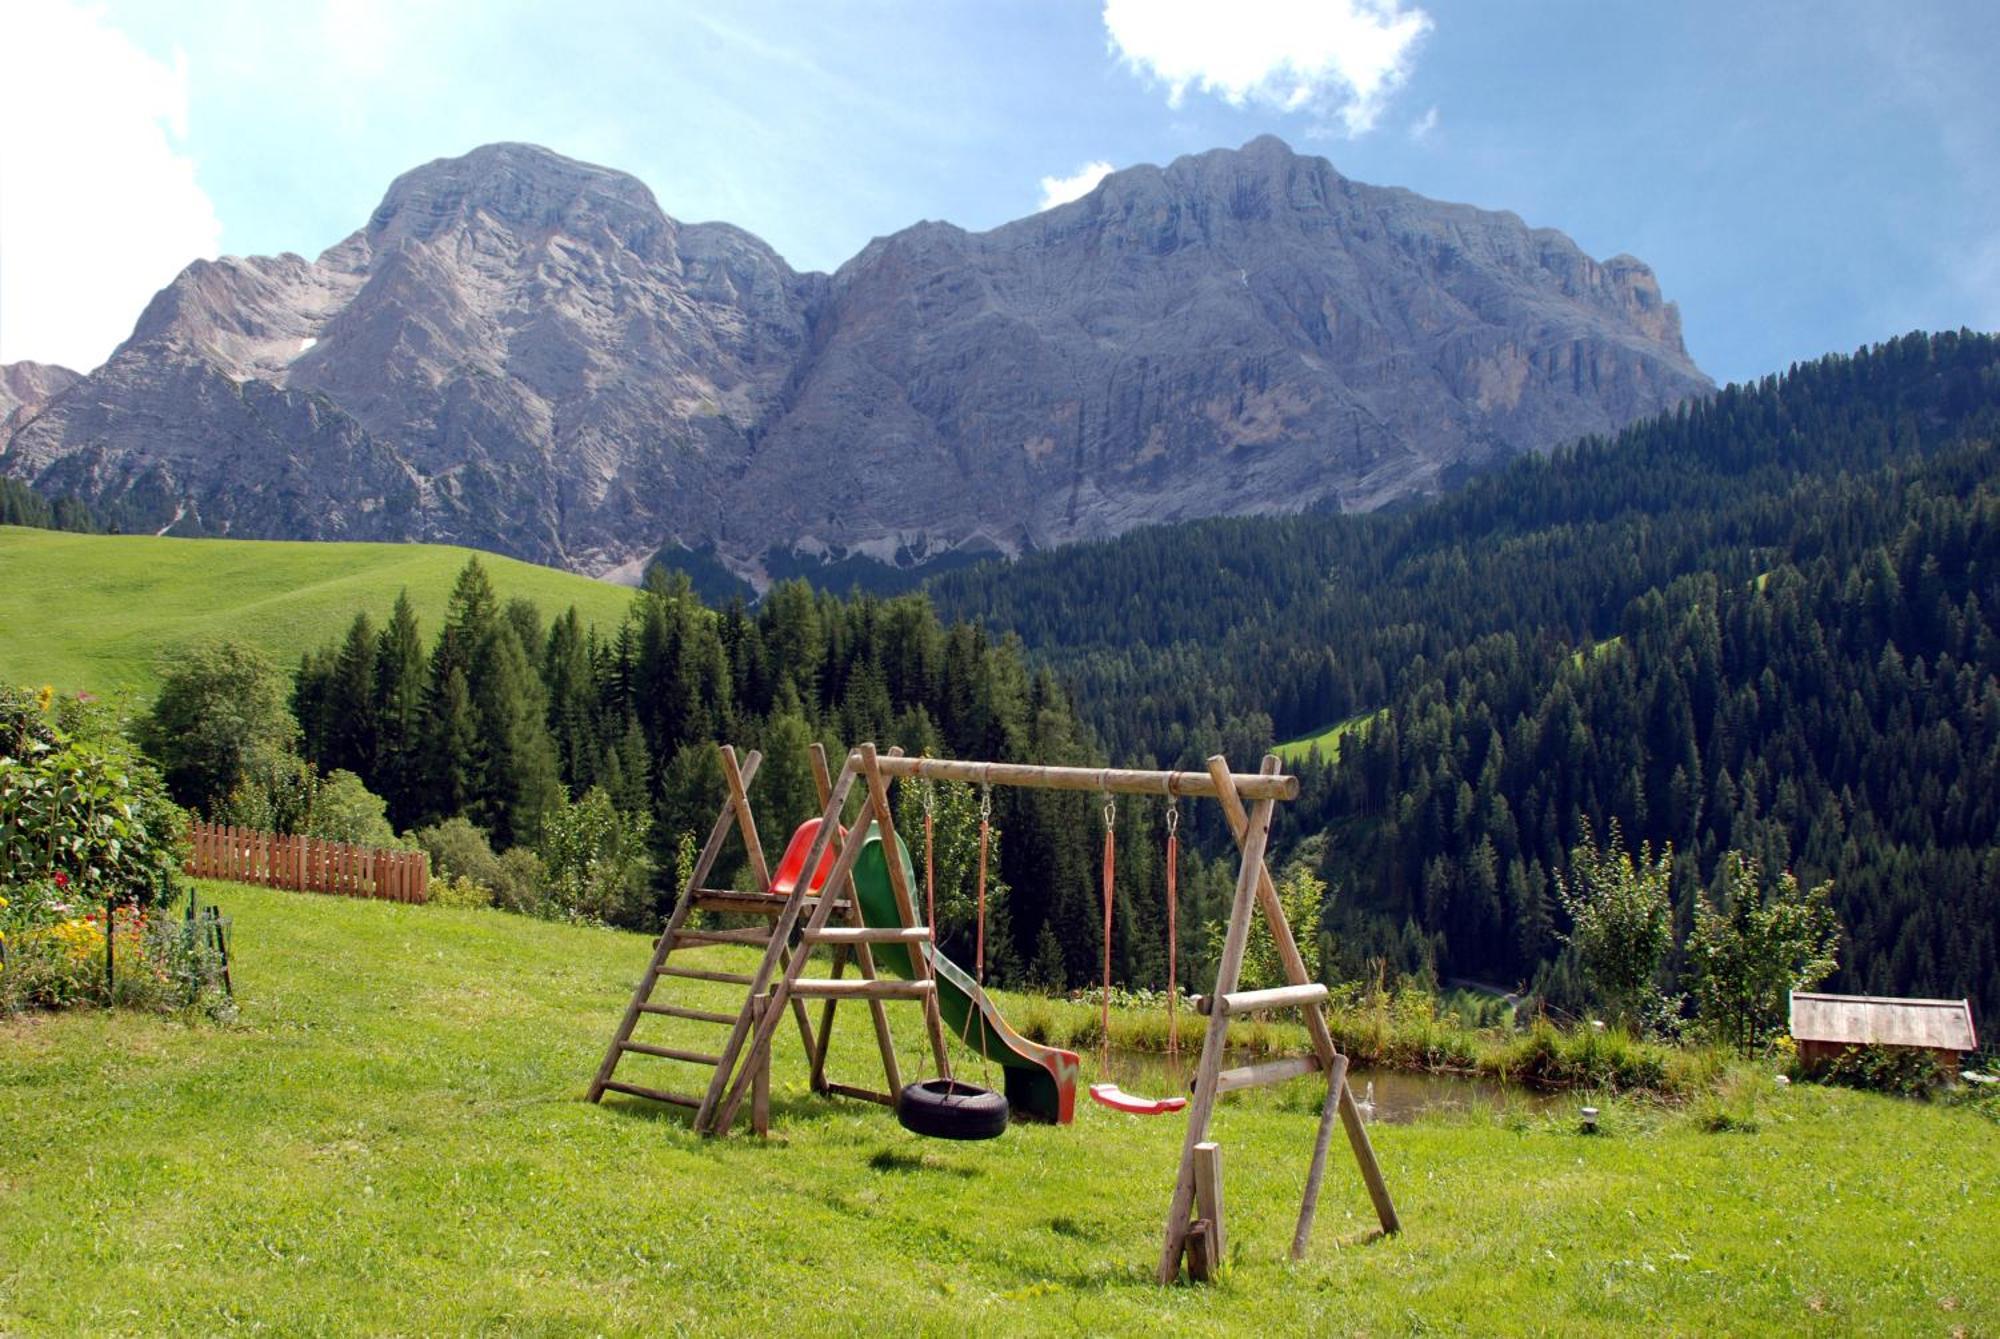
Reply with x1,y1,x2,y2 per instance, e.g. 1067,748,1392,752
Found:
275,331,2000,1025
931,331,2000,1022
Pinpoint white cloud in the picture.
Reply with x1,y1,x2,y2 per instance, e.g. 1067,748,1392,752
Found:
0,1,223,372
1039,160,1115,211
1102,0,1432,136
1410,105,1439,141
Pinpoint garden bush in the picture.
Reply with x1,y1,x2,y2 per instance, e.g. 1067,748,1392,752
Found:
413,817,505,890
1800,1043,1955,1097
1,685,231,1015
428,873,495,910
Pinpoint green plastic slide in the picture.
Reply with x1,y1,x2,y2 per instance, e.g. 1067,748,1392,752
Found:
848,823,1079,1123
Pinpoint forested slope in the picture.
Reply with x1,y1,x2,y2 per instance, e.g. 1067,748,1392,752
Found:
933,331,2000,1020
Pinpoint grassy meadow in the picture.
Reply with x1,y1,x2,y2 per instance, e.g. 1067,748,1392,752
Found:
0,527,638,698
2,883,1994,1335
1273,710,1385,765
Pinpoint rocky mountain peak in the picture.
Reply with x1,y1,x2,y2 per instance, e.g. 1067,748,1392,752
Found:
358,142,676,263
3,137,1712,582
0,361,82,449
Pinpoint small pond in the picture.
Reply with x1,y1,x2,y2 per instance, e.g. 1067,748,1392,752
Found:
1094,1046,1566,1124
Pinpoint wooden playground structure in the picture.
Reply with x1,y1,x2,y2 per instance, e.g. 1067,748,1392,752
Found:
588,741,1399,1282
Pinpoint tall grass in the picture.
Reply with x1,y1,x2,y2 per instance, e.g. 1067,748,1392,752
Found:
1004,982,1722,1096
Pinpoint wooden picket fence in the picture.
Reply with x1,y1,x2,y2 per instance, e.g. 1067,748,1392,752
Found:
187,821,429,903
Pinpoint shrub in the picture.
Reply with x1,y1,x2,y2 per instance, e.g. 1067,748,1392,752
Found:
2,882,231,1017
1207,835,1328,993
428,874,495,910
0,685,189,908
413,817,505,888
303,770,399,848
1800,1043,1953,1097
491,847,546,915
539,786,651,925
1687,854,1840,1054
1556,819,1673,1032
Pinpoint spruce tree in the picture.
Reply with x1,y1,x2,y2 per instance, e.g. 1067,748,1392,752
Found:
373,591,427,829
473,622,563,850
325,611,378,779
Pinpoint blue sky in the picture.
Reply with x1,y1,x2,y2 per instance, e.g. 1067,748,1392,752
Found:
2,0,1996,385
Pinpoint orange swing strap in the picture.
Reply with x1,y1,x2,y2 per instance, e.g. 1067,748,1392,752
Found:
1165,798,1180,1075
1088,794,1189,1116
1099,797,1116,1073
975,784,991,987
923,782,936,933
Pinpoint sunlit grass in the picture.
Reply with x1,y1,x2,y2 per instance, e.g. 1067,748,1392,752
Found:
0,526,636,698
1,881,1993,1334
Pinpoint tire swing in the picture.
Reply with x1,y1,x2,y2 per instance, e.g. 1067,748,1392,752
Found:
1088,792,1190,1116
896,775,1009,1141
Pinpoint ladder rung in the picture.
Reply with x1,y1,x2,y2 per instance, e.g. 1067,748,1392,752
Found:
661,965,756,985
1195,983,1330,1017
695,889,852,916
638,1002,736,1024
600,1079,700,1109
665,927,772,948
804,926,932,945
789,978,936,1001
619,1039,721,1066
1215,1054,1323,1095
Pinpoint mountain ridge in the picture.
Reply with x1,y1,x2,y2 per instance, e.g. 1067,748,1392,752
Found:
2,137,1710,581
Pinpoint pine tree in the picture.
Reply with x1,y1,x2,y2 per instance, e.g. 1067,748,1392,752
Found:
373,591,428,829
472,622,563,850
325,611,378,779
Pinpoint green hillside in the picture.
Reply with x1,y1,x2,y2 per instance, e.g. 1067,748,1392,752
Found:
0,527,639,698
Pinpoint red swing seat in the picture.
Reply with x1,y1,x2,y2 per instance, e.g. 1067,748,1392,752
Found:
1088,1082,1188,1115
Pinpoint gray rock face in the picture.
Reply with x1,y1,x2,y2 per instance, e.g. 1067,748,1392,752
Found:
2,137,1709,576
0,361,81,448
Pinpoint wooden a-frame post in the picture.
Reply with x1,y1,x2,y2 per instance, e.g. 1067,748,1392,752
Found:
1155,752,1399,1283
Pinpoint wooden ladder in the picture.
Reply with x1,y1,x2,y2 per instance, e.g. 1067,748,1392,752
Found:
588,743,949,1137
700,742,954,1137
587,747,817,1132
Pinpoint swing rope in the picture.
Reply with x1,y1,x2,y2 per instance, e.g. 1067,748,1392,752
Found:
968,782,994,1085
1165,795,1181,1084
1086,789,1189,1116
1099,794,1116,1077
922,778,937,940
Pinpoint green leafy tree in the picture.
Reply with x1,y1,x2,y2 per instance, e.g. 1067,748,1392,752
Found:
0,685,188,905
1687,854,1841,1053
1206,834,1329,992
540,785,653,925
1556,819,1674,1030
895,775,1014,976
138,640,299,814
305,769,399,848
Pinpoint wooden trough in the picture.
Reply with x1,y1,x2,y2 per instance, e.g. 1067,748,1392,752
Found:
1788,991,1978,1068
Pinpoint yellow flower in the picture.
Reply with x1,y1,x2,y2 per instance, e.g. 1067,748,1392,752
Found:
35,684,54,712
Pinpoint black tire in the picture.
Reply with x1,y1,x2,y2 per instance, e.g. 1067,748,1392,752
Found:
895,1079,1009,1141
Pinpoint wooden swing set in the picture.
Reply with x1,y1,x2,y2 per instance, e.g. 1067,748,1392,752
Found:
587,741,1399,1283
